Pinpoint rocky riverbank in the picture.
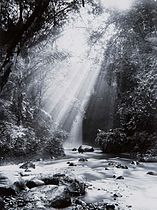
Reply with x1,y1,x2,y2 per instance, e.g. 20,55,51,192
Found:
0,147,157,210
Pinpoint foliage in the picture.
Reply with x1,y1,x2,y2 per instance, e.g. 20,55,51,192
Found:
96,0,157,154
0,99,65,161
0,0,81,91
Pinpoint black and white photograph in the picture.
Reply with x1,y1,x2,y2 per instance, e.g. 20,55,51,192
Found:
0,0,157,209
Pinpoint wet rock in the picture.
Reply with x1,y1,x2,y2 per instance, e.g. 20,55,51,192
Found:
42,177,59,185
43,174,86,196
106,204,115,210
0,197,5,209
74,199,86,206
51,195,71,208
108,162,115,166
24,185,58,203
113,193,122,198
130,161,139,165
26,179,44,189
72,148,77,151
42,174,66,186
50,186,71,209
13,180,27,192
116,176,124,180
67,179,85,196
25,169,31,172
116,164,128,169
19,161,35,169
147,171,157,176
108,162,128,169
0,186,16,197
78,158,88,162
78,145,94,153
68,162,77,166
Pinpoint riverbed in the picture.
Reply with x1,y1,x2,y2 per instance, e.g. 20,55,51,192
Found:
0,149,157,210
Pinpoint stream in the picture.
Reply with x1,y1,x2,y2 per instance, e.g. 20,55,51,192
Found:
0,149,157,210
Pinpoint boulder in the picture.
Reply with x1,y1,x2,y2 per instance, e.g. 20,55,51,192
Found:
42,175,62,186
49,186,71,208
78,145,94,153
72,148,77,151
0,186,16,197
50,193,71,208
106,204,115,210
67,179,85,196
26,179,45,189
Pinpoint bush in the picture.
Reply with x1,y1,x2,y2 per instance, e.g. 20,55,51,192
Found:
0,100,65,161
96,128,157,155
96,128,128,153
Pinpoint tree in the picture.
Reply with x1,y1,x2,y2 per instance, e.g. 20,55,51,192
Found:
0,0,81,91
95,0,157,154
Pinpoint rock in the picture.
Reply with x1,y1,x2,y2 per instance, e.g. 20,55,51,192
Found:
0,186,16,197
106,204,115,210
67,179,85,196
75,199,86,206
26,179,44,189
116,164,128,169
24,185,58,203
53,173,65,178
20,161,35,169
131,161,139,165
78,158,88,162
13,180,27,192
25,169,31,172
0,197,5,209
68,162,77,166
72,148,77,151
116,176,124,180
50,186,71,209
108,162,114,166
42,174,63,185
50,194,71,208
147,171,157,176
105,167,109,170
113,193,122,198
78,145,94,153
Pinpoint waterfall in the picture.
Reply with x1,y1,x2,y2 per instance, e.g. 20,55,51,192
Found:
42,5,120,148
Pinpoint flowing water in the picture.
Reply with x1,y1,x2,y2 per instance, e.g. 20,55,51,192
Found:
0,149,157,210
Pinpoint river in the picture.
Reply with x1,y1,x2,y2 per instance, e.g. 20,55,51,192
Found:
0,149,157,210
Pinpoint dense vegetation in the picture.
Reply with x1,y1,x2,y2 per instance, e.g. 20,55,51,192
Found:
0,0,157,160
0,0,83,161
96,0,157,156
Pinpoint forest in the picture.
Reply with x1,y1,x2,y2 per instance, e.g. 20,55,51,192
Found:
0,0,157,209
